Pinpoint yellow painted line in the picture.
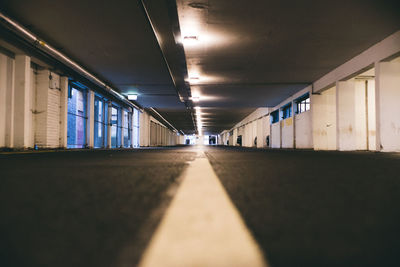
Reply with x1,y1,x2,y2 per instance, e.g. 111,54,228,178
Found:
139,150,269,267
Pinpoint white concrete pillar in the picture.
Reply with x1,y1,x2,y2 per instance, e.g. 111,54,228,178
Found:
13,55,31,148
0,54,8,147
292,100,296,148
107,101,112,148
4,56,15,148
337,80,357,151
366,79,376,151
312,86,337,150
86,90,95,148
335,82,341,150
375,58,400,152
233,128,237,146
60,77,68,148
354,79,368,150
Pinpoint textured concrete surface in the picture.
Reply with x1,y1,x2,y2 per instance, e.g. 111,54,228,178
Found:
2,146,400,267
205,147,400,267
0,148,196,267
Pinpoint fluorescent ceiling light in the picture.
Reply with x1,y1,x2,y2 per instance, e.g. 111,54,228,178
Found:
127,94,138,100
188,76,200,84
192,96,200,102
182,35,199,46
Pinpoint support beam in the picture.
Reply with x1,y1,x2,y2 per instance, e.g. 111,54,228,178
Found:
375,58,400,152
86,90,95,148
60,77,68,148
13,55,31,148
0,54,8,147
314,31,400,93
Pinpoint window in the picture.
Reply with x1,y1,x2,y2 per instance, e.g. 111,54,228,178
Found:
123,109,132,148
133,108,140,147
67,85,87,148
295,93,310,114
94,96,108,148
110,105,121,148
281,103,292,119
270,110,279,124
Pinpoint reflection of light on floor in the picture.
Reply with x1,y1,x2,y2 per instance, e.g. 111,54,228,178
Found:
138,151,268,267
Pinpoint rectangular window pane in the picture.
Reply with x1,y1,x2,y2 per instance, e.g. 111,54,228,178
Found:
67,87,87,148
94,97,105,148
111,106,118,148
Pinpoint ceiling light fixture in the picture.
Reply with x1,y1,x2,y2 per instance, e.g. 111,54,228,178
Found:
184,35,198,41
188,76,200,84
191,96,200,102
182,35,199,46
127,94,138,100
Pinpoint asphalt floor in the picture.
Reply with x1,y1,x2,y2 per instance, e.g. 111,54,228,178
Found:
0,148,196,267
1,146,400,267
205,146,400,267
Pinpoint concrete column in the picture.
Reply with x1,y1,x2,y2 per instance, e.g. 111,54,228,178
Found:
4,56,15,148
312,86,337,150
0,54,8,147
375,58,400,152
121,109,125,148
140,111,149,147
13,55,31,148
60,77,68,148
107,101,112,148
86,90,95,148
335,81,340,150
375,62,382,151
337,80,357,151
292,100,296,148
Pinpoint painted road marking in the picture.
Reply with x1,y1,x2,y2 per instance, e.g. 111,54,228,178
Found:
138,150,269,267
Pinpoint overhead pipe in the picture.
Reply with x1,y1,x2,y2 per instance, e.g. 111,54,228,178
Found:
149,107,179,133
0,11,142,112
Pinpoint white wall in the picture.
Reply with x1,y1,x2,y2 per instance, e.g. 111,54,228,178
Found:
216,32,400,153
141,112,180,147
271,122,280,148
139,111,150,147
295,111,312,148
367,79,376,150
337,80,358,151
256,116,270,148
0,53,14,148
281,118,294,148
312,86,337,150
376,57,400,152
336,77,375,151
232,128,237,146
354,79,368,150
225,108,270,147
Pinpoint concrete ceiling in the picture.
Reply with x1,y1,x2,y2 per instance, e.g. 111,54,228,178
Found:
1,0,399,135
